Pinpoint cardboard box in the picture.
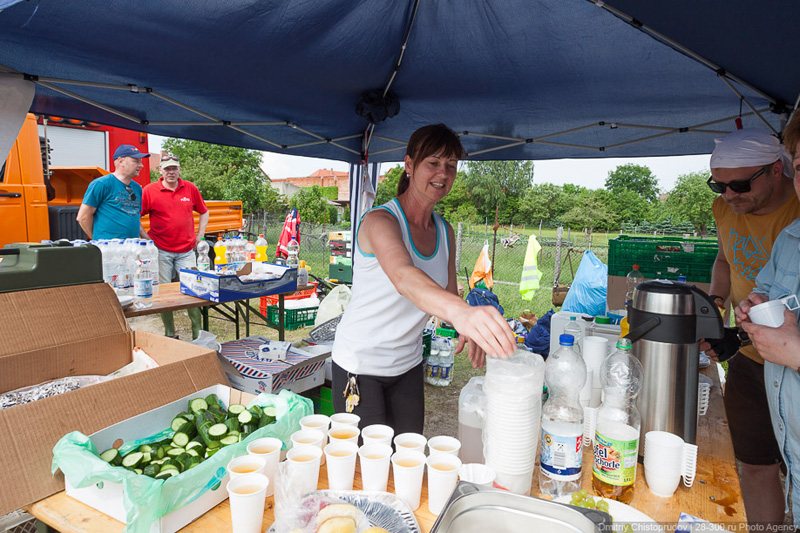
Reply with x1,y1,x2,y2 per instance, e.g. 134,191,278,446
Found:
219,336,328,395
0,282,227,515
606,275,712,310
65,383,250,533
179,262,297,303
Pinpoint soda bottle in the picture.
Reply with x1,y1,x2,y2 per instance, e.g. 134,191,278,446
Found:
255,234,269,262
213,235,227,270
287,238,300,268
592,338,644,503
133,241,153,308
564,316,583,355
196,238,211,271
540,334,587,498
624,265,643,309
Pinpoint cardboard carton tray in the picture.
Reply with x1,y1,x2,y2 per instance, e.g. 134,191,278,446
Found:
179,262,297,303
0,282,226,515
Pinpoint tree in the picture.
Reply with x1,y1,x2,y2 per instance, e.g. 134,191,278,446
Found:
375,165,403,206
290,185,331,224
608,188,655,224
560,189,619,231
663,171,717,235
517,183,569,224
605,164,659,203
437,171,473,221
462,161,534,223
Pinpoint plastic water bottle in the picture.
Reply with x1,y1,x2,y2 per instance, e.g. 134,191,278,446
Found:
624,264,643,309
255,234,269,262
213,236,227,270
287,238,299,268
564,316,583,355
196,238,211,271
438,337,454,387
145,240,159,295
539,333,587,498
134,242,153,308
245,240,256,262
297,261,309,287
592,338,644,503
426,340,442,385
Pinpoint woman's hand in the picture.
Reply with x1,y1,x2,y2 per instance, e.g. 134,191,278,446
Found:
455,336,486,368
741,309,800,368
450,304,515,359
734,292,768,325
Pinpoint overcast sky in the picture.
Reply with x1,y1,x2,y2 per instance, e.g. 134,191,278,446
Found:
150,135,711,193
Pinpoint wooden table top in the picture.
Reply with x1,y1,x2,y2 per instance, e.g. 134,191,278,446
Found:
28,367,743,531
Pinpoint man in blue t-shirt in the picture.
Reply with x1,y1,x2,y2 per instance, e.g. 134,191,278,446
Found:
77,144,150,239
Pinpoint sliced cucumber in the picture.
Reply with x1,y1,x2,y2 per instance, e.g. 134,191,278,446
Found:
186,448,200,458
121,452,143,469
220,435,239,446
133,468,143,475
208,423,228,440
141,452,152,464
186,440,205,452
249,405,263,418
237,410,253,425
166,448,185,457
171,417,188,431
227,404,246,415
263,406,277,418
205,447,219,459
99,448,121,466
138,444,153,453
224,418,240,433
189,398,208,414
204,394,222,409
143,464,160,477
155,470,177,480
172,432,190,448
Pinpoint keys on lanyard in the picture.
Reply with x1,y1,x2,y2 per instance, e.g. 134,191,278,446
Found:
343,374,360,413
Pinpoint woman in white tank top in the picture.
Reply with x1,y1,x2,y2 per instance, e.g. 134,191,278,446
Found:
331,124,515,433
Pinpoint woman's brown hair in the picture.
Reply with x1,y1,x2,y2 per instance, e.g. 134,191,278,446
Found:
397,124,465,195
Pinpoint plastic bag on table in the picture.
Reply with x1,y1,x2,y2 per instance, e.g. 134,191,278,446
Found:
52,390,312,533
561,250,607,317
273,474,370,533
190,330,221,353
314,284,351,326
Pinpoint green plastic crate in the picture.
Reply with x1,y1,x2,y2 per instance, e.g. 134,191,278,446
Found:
608,235,718,282
319,386,334,416
266,305,318,330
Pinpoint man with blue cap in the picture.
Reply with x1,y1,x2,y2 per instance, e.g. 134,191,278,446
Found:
701,128,799,525
77,144,150,240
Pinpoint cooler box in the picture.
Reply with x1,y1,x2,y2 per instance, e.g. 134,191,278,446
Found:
0,242,102,293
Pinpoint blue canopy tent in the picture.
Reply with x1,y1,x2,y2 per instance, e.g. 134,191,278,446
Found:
1,0,798,226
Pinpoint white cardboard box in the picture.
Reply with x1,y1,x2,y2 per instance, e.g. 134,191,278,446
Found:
64,384,236,533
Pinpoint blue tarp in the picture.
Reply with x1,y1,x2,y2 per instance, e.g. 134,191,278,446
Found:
0,1,795,163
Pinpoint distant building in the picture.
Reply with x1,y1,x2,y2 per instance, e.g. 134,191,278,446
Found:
271,168,386,204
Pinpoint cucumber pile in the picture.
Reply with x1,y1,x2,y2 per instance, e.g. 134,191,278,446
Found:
98,394,277,479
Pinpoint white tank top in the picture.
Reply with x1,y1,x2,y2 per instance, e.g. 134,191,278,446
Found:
332,198,450,376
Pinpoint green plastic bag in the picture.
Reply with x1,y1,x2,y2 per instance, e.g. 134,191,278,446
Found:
52,389,312,533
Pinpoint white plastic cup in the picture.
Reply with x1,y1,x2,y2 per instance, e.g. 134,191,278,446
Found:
392,450,426,511
358,443,393,492
644,431,691,497
300,414,331,436
291,429,326,449
644,463,681,497
324,441,358,490
227,473,269,533
748,296,799,327
328,425,360,445
246,437,283,497
426,453,463,515
459,463,496,488
427,435,461,457
330,412,361,429
286,445,323,494
227,455,266,480
394,432,428,454
361,424,395,446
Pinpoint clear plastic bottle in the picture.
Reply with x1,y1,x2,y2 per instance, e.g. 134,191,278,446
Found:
245,240,256,262
564,316,583,355
592,338,644,503
255,234,269,262
624,264,643,309
426,339,442,386
438,337,454,387
287,238,300,268
133,241,153,308
297,260,309,287
196,238,211,271
145,240,160,295
539,333,587,498
213,235,227,270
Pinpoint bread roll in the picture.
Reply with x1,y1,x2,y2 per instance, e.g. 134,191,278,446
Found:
317,516,356,533
315,503,359,525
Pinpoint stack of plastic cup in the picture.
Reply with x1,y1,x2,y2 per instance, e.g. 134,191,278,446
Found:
482,349,545,495
582,336,608,407
643,431,698,497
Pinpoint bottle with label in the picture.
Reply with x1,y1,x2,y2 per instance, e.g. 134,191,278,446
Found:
145,240,160,295
255,234,269,262
196,238,211,271
133,241,153,308
540,334,587,497
438,337,454,387
287,238,300,268
592,337,644,503
245,240,257,262
624,264,643,309
425,339,442,386
213,235,227,270
564,316,583,355
297,259,309,287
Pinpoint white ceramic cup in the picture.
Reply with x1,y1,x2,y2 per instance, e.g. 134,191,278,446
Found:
227,473,269,533
246,437,283,497
748,295,800,327
330,412,361,429
324,440,358,490
286,445,323,494
227,455,266,480
394,432,428,454
427,435,461,457
391,450,427,511
328,425,360,445
358,443,393,492
426,453,463,515
361,424,395,446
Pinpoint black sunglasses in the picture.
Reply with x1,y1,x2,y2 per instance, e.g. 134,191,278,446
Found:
124,185,136,201
707,165,769,194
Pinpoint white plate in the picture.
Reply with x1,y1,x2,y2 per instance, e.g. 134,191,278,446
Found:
117,295,135,308
555,495,659,530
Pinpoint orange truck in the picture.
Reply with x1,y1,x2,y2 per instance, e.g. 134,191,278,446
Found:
0,114,243,246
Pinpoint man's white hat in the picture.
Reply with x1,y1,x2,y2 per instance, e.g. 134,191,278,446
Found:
160,154,180,169
710,129,792,177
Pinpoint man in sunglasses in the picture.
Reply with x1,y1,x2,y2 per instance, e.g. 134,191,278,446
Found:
701,129,798,525
141,154,208,340
77,144,150,240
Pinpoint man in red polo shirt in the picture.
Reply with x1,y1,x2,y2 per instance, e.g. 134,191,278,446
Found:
142,154,209,339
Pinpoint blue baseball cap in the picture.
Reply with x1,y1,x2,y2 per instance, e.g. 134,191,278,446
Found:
113,144,150,160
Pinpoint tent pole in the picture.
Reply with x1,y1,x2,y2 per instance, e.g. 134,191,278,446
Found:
717,76,779,134
36,81,141,125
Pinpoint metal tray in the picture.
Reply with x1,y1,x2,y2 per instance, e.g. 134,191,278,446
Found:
430,482,611,533
268,489,420,533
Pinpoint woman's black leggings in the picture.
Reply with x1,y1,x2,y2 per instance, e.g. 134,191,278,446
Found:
332,361,424,435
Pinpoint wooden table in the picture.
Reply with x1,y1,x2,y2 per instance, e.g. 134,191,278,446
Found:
124,282,313,341
28,368,744,531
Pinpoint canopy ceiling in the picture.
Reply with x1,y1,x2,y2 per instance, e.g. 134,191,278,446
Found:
0,0,797,163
